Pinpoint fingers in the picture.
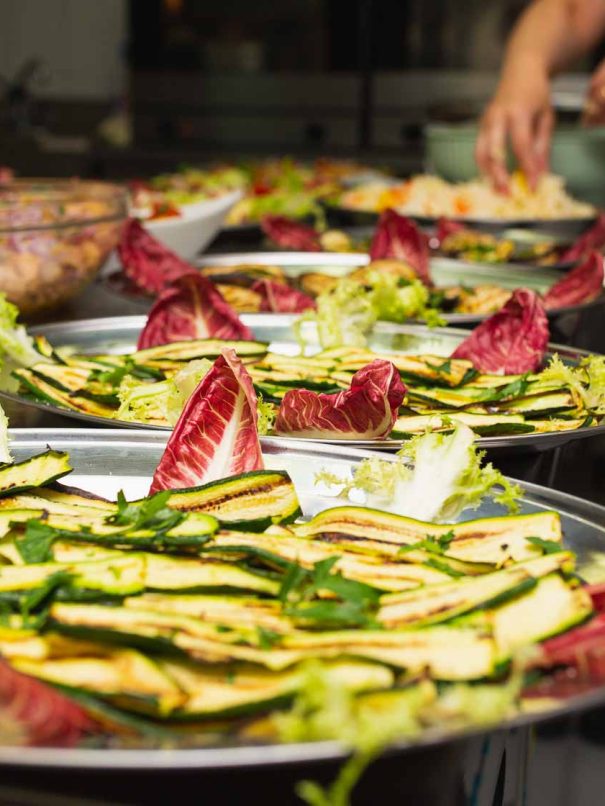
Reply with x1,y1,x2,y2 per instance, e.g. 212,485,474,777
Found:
476,104,553,192
476,111,509,193
583,83,605,126
534,108,554,175
509,109,553,190
509,112,537,188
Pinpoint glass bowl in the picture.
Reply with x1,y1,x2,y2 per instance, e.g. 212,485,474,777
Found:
0,179,128,316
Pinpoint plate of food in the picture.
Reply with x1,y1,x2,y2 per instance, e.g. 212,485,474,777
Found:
128,167,248,259
0,276,604,452
107,210,605,330
221,157,388,232
192,251,605,326
0,411,603,805
239,205,605,271
331,172,598,237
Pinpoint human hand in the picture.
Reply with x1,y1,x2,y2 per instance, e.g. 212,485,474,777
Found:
475,71,554,192
583,58,605,125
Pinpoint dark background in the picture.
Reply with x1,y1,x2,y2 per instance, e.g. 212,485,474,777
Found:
1,0,601,179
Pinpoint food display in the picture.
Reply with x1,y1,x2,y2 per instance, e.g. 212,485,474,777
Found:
0,179,128,315
338,172,595,222
129,167,246,222
0,381,602,806
128,158,384,229
223,158,385,227
2,274,604,444
116,212,605,323
1,147,605,803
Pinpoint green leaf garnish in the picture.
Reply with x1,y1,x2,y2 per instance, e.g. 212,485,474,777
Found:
16,520,58,563
279,557,380,628
526,536,563,555
108,490,184,534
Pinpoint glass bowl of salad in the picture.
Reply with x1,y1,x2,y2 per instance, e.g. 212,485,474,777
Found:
0,179,128,316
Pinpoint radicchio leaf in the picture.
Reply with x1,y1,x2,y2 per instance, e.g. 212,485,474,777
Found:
260,215,322,251
0,660,96,747
251,279,316,313
150,348,263,492
117,218,195,295
587,582,605,613
532,612,605,683
369,209,432,286
274,359,406,439
451,288,549,374
543,251,604,310
560,213,605,263
435,217,466,244
137,274,253,349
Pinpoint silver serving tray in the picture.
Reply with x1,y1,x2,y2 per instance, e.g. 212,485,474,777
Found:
195,252,605,325
327,202,597,239
0,427,604,771
104,251,605,325
2,314,604,453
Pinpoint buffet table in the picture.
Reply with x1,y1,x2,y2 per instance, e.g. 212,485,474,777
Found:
2,203,605,806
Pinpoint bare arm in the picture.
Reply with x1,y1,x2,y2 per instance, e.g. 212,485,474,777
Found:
476,0,605,190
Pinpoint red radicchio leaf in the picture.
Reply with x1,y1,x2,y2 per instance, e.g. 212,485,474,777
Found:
451,288,549,374
117,218,195,295
251,279,316,313
435,217,467,245
522,667,601,700
560,213,605,263
137,273,253,349
150,348,264,493
587,582,605,614
0,660,97,747
542,251,604,310
369,209,432,285
261,216,322,251
274,359,406,439
530,612,605,686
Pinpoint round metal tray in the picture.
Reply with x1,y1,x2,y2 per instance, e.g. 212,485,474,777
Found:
102,251,605,327
0,427,604,772
2,315,604,454
325,202,597,240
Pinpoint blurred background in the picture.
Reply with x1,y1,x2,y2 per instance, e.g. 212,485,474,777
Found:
1,0,602,182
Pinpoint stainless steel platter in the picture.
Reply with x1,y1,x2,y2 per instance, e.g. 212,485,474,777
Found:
103,251,605,326
196,252,605,325
2,314,605,453
326,202,597,239
0,427,605,772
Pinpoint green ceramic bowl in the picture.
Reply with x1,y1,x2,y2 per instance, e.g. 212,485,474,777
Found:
425,122,605,206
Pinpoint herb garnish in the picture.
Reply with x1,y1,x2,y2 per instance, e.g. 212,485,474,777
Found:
279,557,380,628
398,531,455,557
108,490,184,534
527,536,562,555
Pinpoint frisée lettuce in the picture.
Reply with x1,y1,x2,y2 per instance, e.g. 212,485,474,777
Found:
295,274,444,350
0,402,12,464
0,295,49,381
316,424,521,522
117,359,212,426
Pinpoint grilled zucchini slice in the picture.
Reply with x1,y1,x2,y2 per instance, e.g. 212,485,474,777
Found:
0,451,72,497
164,470,301,530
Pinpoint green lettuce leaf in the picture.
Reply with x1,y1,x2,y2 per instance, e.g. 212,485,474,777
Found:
0,295,48,374
117,359,212,426
316,424,521,522
294,279,377,350
0,402,12,464
581,354,605,415
296,273,444,350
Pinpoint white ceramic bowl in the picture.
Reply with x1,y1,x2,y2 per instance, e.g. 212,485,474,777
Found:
143,188,242,259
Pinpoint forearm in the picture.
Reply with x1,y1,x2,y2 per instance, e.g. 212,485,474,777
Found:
499,0,605,88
